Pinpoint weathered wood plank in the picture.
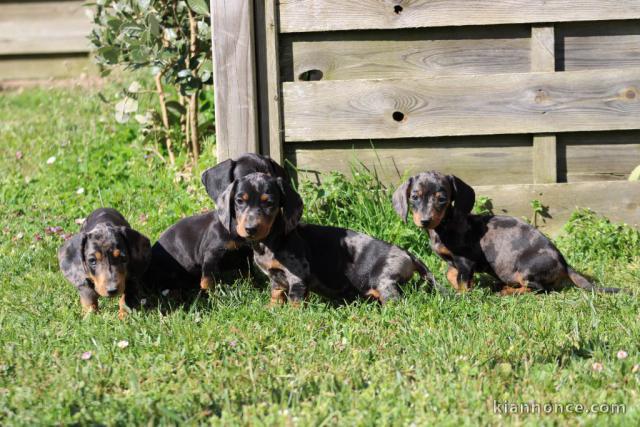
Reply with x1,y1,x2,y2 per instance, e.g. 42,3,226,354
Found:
531,25,558,184
558,131,640,182
0,1,91,55
279,0,640,33
531,25,556,72
286,136,533,186
264,0,284,163
0,54,92,80
211,0,259,161
283,68,640,142
533,135,558,184
558,21,640,71
280,26,531,82
474,181,640,235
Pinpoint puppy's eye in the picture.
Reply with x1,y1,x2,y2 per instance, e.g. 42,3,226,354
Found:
88,258,97,267
437,197,448,205
235,197,246,205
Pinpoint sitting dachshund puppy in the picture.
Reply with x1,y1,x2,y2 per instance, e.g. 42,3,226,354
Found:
392,171,623,295
144,153,303,294
58,208,151,318
216,172,440,306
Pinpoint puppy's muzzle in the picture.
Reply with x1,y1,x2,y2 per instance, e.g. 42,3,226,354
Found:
244,224,259,237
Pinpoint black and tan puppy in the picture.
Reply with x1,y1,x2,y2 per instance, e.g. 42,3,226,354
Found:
216,172,439,306
392,171,624,295
58,208,151,318
144,153,303,294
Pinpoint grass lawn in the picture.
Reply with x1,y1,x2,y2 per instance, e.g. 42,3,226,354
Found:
1,81,640,426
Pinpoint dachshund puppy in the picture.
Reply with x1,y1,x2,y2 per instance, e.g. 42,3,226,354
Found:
392,171,623,295
216,172,439,306
144,153,303,294
58,208,151,318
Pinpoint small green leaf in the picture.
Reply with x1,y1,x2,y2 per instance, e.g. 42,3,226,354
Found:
166,101,187,117
97,46,119,64
186,0,210,16
148,14,160,37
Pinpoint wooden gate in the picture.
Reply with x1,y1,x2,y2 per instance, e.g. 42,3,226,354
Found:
211,0,640,233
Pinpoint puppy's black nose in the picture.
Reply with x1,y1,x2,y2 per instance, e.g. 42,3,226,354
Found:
244,225,258,236
420,219,432,228
107,288,119,296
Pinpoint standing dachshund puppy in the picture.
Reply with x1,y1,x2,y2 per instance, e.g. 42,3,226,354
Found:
392,171,624,295
144,153,302,294
58,208,151,318
216,173,439,306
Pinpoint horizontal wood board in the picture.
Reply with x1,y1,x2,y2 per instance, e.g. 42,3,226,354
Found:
0,1,91,55
281,26,531,81
286,136,533,185
279,0,640,33
283,68,640,141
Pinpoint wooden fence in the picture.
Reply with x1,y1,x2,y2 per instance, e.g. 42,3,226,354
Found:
0,1,92,80
214,1,640,234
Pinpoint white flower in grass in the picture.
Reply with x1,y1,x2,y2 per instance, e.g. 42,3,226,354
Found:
117,340,129,349
140,298,148,306
76,187,85,195
46,156,56,165
592,362,604,372
161,289,170,296
80,351,92,360
617,350,628,360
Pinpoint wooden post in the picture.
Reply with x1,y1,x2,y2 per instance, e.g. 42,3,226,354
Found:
531,25,557,184
211,0,260,161
264,0,284,163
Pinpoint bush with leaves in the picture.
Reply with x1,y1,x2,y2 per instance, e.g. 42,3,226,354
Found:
89,0,213,165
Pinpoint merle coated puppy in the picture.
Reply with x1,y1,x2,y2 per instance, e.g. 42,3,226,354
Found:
58,208,151,318
143,153,303,294
216,172,440,306
392,171,624,295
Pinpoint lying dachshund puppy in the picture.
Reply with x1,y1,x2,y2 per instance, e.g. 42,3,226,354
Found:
58,208,151,318
144,153,303,294
392,171,624,295
216,172,440,305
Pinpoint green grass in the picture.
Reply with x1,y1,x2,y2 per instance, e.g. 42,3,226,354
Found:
1,81,640,426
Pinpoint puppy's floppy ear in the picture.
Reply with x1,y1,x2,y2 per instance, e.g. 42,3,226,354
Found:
276,177,303,234
119,227,152,278
216,180,237,233
58,233,88,287
201,158,236,202
264,156,289,180
448,175,475,215
392,177,413,223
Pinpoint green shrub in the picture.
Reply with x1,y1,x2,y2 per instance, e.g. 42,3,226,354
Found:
89,0,213,165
